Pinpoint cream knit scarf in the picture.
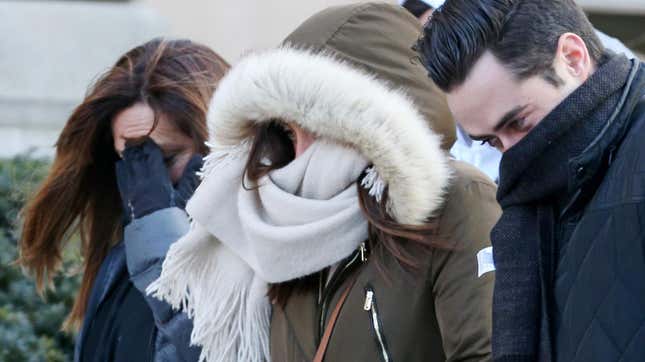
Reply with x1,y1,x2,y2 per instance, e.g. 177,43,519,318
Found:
148,140,371,362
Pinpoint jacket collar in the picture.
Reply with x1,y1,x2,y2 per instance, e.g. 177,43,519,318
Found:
74,243,127,362
568,59,643,192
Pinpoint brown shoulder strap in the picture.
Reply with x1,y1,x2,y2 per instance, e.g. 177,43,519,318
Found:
313,278,356,362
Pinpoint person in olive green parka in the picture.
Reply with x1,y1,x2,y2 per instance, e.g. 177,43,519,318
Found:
269,3,500,361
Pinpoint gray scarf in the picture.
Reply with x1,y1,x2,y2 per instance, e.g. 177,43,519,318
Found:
148,140,371,362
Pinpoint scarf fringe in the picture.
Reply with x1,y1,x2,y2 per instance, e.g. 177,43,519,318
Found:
199,142,250,180
147,224,271,362
361,166,386,202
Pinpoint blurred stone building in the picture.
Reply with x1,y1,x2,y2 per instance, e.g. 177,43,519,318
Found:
0,0,168,157
0,0,643,157
579,0,645,58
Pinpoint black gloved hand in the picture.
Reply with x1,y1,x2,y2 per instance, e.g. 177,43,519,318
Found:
115,139,203,225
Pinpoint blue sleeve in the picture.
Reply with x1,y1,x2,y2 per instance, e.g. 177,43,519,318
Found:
123,207,201,361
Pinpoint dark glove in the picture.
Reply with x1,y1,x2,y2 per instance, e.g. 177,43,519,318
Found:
116,139,203,225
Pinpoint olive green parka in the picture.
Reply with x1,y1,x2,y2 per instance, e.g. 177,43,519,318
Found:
270,3,500,361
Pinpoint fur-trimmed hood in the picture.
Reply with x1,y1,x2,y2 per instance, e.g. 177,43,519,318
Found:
149,46,454,362
206,47,451,224
283,2,456,150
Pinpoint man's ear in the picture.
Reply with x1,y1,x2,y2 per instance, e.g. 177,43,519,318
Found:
555,32,594,80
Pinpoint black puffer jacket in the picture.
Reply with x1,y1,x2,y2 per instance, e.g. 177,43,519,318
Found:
552,60,645,361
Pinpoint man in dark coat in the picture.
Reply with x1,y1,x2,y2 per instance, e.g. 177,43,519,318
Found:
416,1,645,361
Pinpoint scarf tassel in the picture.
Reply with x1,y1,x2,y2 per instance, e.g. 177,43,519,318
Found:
147,223,271,362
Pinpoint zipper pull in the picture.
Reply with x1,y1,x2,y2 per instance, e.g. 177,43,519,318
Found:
364,290,374,311
360,242,367,262
128,201,135,223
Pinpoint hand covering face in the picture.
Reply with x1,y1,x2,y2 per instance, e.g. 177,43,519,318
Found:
115,139,202,224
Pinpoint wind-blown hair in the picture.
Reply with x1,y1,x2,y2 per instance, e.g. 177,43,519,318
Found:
19,38,229,331
415,0,604,92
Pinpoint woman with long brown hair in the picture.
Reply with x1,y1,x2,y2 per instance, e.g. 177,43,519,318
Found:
19,38,228,361
149,4,500,362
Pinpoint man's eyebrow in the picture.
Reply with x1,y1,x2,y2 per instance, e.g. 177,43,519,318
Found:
493,104,528,132
467,104,529,140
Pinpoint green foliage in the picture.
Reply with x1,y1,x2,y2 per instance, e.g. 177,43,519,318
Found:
0,156,80,362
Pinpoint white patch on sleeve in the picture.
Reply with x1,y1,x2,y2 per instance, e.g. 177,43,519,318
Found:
477,246,495,277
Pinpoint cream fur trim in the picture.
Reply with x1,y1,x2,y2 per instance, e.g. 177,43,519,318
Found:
207,47,450,224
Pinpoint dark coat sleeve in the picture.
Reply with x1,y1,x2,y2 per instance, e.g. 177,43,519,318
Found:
123,207,200,361
430,162,500,362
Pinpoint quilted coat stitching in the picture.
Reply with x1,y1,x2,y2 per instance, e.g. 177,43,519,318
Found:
560,215,613,315
570,274,617,360
618,322,645,361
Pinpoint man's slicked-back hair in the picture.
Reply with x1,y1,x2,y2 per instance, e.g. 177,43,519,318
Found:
416,0,604,92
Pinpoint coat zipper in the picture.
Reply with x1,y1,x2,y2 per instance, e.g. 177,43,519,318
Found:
317,242,366,344
359,242,367,262
364,285,392,362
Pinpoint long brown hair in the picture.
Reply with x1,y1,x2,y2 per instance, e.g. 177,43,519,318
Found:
244,122,442,306
18,38,229,331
